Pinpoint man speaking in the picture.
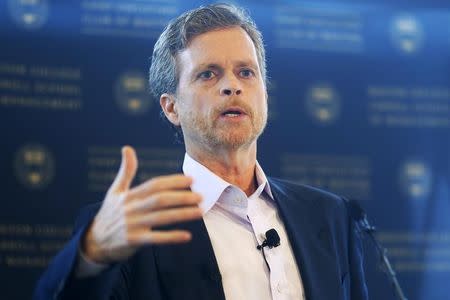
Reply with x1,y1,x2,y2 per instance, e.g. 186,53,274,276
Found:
34,4,368,300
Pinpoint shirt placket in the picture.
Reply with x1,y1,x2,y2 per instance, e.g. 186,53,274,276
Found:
248,196,291,300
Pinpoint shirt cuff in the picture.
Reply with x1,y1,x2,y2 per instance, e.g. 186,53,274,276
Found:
75,245,108,278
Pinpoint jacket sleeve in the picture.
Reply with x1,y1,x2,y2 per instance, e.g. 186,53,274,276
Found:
32,203,131,300
344,198,369,300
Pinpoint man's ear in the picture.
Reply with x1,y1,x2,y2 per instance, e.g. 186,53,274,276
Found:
160,93,180,126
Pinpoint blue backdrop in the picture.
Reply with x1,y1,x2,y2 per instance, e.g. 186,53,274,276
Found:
1,0,449,299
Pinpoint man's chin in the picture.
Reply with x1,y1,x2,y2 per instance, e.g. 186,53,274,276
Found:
208,132,258,149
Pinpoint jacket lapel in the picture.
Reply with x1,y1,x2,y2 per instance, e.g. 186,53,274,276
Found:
153,219,226,300
269,178,343,300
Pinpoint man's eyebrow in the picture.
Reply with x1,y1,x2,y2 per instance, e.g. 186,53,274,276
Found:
235,60,259,69
191,63,222,75
191,60,259,74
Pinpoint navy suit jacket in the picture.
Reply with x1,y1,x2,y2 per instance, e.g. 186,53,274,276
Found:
34,178,368,300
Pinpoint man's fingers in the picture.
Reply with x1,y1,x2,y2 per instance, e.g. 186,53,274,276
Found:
128,207,202,228
127,174,192,201
111,146,138,193
125,191,202,213
128,230,192,246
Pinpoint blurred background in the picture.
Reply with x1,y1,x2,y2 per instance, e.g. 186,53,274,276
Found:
1,0,449,299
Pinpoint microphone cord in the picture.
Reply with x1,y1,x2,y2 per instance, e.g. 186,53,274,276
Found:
347,198,408,300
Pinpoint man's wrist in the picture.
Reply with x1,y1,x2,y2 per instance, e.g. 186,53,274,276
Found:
81,223,108,264
76,243,108,278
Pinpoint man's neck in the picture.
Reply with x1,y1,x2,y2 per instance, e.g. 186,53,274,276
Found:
186,142,258,197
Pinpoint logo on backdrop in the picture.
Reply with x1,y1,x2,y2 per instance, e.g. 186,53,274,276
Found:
7,0,49,30
305,83,340,125
390,14,424,54
399,160,432,200
14,144,55,189
115,71,152,115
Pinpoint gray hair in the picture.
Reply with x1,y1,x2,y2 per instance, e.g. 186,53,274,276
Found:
148,3,266,100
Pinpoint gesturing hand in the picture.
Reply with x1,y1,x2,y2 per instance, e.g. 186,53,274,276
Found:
82,146,203,264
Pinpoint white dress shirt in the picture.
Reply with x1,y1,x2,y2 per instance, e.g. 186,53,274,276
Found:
183,154,304,300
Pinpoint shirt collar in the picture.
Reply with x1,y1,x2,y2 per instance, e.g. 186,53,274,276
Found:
182,153,273,214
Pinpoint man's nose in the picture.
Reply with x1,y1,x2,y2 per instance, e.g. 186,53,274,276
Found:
220,74,242,96
221,87,242,96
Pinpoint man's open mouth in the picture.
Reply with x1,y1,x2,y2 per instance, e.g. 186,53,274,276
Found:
221,107,246,117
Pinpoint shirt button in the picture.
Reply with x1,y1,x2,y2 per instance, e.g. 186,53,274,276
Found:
276,283,282,293
234,197,241,204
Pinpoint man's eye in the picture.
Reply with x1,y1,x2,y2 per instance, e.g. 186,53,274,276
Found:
240,69,254,78
198,70,215,80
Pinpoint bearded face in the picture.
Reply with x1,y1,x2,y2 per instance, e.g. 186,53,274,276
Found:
173,27,268,151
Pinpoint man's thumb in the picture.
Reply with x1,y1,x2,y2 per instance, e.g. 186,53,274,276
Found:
111,145,138,193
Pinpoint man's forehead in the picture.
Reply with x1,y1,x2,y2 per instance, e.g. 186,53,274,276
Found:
177,27,259,71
